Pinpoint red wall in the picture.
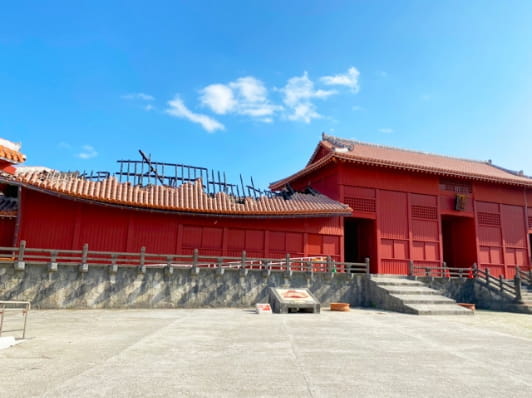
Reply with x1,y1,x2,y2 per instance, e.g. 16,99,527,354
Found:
289,161,531,277
17,189,343,261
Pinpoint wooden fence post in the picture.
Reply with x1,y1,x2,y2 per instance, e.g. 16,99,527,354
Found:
14,240,26,271
365,257,370,275
241,250,247,270
193,249,198,268
165,256,173,275
216,257,224,276
79,243,89,273
138,246,146,274
514,272,523,303
109,254,118,274
48,250,58,272
17,240,26,262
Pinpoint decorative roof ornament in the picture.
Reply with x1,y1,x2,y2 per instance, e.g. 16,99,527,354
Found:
321,133,354,151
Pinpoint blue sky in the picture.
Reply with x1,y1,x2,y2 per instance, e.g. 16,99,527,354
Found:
1,1,531,189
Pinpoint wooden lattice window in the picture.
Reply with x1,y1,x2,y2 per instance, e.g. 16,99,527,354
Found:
478,212,501,226
344,197,376,213
411,205,437,220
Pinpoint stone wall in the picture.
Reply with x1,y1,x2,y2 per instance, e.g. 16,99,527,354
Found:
0,263,368,309
418,276,531,314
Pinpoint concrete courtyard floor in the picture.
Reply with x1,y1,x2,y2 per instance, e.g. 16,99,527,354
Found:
0,308,531,398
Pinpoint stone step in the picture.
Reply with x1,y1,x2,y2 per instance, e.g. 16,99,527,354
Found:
392,294,456,304
381,286,441,295
372,279,426,287
405,303,474,315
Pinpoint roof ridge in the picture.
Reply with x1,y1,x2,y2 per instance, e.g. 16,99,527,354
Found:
323,133,507,168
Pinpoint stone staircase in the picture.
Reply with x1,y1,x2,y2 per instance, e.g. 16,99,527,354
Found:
368,275,473,315
503,280,532,313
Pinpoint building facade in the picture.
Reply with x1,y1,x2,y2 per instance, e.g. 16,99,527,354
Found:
1,135,531,278
271,134,532,278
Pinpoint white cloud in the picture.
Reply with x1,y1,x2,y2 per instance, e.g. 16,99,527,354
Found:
166,96,224,133
320,67,360,92
200,76,281,121
378,128,394,134
77,145,98,159
122,93,155,101
144,104,154,111
200,84,236,114
280,72,336,123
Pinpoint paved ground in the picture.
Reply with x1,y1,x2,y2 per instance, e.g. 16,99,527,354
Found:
0,308,531,397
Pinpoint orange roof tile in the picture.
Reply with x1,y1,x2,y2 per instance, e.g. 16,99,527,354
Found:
0,144,26,164
10,170,352,217
271,134,532,189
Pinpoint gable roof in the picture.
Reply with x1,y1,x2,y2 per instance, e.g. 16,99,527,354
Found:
6,170,352,218
270,134,532,189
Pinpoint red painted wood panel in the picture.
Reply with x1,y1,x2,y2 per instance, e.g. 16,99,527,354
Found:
78,205,128,251
269,231,286,253
379,191,408,239
182,225,202,249
129,214,178,253
322,235,339,257
202,227,223,250
501,205,526,248
477,226,501,246
286,232,303,253
19,190,77,249
411,220,439,241
307,233,321,254
245,230,264,251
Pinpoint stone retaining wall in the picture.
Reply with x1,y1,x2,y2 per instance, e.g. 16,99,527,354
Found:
0,263,368,309
417,276,531,314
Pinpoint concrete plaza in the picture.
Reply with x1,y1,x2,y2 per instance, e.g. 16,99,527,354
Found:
1,308,531,397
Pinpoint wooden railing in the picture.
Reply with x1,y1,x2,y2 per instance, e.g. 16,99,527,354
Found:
472,263,523,303
408,261,473,279
408,261,526,304
0,241,370,275
516,266,532,287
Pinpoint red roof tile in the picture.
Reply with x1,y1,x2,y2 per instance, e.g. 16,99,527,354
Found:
0,144,26,164
271,134,532,189
10,170,352,217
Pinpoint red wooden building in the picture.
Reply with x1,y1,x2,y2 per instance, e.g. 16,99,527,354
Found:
1,134,531,277
271,134,532,278
0,139,350,262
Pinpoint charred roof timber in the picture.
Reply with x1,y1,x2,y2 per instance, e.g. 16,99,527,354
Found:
75,150,317,201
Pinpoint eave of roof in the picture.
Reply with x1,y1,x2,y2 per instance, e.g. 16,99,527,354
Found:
6,172,352,218
0,145,26,164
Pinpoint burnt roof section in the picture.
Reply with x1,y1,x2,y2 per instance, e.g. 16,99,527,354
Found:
9,170,351,217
